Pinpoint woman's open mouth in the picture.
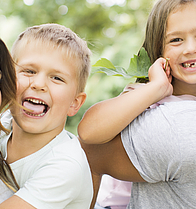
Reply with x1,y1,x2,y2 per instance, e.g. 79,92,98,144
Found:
22,98,49,117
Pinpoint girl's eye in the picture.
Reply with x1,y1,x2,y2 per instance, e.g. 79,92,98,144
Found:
170,38,183,43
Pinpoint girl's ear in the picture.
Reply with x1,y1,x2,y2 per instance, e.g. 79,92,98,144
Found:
67,92,87,117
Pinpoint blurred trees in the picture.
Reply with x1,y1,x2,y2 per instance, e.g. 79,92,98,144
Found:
0,0,156,134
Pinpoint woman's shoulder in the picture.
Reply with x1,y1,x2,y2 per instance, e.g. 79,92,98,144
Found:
0,110,12,131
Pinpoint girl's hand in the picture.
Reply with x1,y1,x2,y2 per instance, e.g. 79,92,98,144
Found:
148,58,173,100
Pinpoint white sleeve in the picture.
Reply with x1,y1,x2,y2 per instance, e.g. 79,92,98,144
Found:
0,110,12,141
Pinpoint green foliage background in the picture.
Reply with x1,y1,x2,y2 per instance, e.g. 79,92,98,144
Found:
0,0,156,134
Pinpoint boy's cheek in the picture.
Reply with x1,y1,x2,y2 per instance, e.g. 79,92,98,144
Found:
16,75,30,90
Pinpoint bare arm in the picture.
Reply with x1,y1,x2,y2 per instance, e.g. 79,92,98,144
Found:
80,133,145,209
0,195,36,209
78,58,173,144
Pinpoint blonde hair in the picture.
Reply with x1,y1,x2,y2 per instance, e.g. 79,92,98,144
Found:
12,23,91,93
142,0,196,63
0,39,16,134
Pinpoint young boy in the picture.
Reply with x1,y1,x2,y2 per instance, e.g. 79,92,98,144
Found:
0,23,93,209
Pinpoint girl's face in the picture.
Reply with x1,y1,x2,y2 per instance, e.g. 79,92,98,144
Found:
164,3,196,92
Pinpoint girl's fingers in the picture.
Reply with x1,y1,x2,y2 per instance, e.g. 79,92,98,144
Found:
164,60,172,83
164,58,170,71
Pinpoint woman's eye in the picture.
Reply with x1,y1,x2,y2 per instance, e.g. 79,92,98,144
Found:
170,38,183,43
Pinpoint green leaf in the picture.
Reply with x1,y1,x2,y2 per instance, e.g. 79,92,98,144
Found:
92,47,152,82
93,58,116,69
127,47,151,78
93,66,132,78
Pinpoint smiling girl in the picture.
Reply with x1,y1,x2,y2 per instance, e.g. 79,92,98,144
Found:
78,0,196,208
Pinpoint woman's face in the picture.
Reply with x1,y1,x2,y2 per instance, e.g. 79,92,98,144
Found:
163,3,196,88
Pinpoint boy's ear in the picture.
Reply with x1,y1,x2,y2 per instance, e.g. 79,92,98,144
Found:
67,92,87,117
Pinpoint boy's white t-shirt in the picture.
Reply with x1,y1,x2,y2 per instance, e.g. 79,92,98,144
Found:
0,111,93,209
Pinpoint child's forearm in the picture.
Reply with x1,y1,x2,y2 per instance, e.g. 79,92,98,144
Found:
78,58,172,144
78,82,169,144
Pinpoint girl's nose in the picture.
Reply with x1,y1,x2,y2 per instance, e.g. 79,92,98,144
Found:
183,38,196,55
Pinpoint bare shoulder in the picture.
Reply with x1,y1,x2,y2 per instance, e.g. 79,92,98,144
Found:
0,195,36,209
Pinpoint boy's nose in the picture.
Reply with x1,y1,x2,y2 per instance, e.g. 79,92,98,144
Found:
30,75,48,92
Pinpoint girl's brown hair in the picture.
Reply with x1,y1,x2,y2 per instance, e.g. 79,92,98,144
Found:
142,0,196,63
0,39,16,133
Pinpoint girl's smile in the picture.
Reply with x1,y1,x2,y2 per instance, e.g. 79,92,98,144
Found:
181,59,196,72
182,61,196,69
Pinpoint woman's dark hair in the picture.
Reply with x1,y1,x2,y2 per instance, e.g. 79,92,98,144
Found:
0,39,16,133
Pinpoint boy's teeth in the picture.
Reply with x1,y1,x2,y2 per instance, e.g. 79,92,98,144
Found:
25,112,45,117
26,98,46,105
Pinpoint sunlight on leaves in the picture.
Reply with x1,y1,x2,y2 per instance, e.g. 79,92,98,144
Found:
86,0,126,7
23,0,34,6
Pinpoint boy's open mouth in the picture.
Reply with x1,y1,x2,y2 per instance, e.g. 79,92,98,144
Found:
182,62,196,68
22,98,49,117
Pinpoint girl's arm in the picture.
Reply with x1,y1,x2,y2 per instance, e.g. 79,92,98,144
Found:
78,58,173,144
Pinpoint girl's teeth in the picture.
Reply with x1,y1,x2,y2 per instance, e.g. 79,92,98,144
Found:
183,62,196,68
191,63,196,67
184,63,190,68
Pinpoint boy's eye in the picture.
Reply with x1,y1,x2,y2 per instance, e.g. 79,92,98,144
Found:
27,69,35,74
52,76,64,82
170,38,183,43
22,69,35,74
